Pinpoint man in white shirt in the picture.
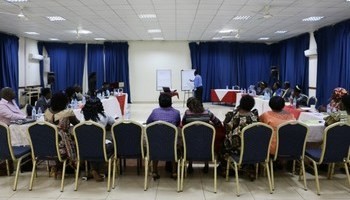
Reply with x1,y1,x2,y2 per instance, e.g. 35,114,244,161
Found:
0,87,26,125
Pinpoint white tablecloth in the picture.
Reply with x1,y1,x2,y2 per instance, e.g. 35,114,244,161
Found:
74,94,128,120
236,93,270,115
298,112,327,142
10,94,128,146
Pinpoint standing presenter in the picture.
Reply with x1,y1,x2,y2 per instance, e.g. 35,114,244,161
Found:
190,70,203,103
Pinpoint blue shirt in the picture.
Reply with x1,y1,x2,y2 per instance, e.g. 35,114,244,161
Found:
194,74,202,88
146,107,181,126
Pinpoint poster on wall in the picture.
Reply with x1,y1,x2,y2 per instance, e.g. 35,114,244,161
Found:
156,69,172,91
181,69,195,91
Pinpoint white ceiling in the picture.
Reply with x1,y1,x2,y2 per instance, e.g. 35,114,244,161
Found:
0,0,349,43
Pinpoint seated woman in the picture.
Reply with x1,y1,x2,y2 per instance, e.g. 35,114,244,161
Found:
44,92,80,177
272,82,283,97
260,96,295,155
182,97,223,174
220,95,259,179
146,93,181,180
81,97,115,181
326,87,348,113
324,94,350,126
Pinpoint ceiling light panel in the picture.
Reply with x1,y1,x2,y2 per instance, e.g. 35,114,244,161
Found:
6,0,28,2
94,38,106,41
219,29,238,33
233,16,251,20
302,16,324,22
148,29,161,33
24,32,39,35
46,16,66,21
275,30,287,34
138,14,157,19
258,37,270,40
49,38,59,41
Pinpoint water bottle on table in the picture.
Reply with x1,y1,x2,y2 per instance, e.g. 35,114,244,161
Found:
37,107,42,118
31,107,36,120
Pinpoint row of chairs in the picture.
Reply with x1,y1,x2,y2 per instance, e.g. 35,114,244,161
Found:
225,121,350,196
1,120,349,196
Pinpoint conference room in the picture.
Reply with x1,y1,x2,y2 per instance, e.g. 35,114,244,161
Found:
1,0,350,199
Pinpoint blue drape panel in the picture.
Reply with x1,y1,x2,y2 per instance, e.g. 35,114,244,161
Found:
0,33,19,93
315,19,350,106
272,33,310,94
189,42,272,101
104,42,130,102
43,43,85,92
87,44,104,89
189,35,309,102
37,42,44,87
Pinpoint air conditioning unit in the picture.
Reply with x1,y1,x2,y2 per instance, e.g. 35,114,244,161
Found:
29,53,44,60
304,48,317,57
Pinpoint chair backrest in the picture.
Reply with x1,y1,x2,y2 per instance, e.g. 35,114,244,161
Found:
145,121,177,161
182,121,215,161
307,96,318,106
319,122,350,163
73,121,107,162
112,120,144,158
239,122,273,164
0,122,14,160
27,121,61,161
275,121,309,160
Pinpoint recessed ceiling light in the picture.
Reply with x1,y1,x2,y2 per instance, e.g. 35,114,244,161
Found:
233,16,251,20
275,30,287,34
7,0,28,2
47,16,66,21
221,36,235,39
302,16,324,22
139,14,156,19
49,38,59,41
212,37,222,40
219,29,238,34
24,32,39,35
78,30,91,34
153,37,164,40
148,29,161,33
258,37,270,40
94,38,106,41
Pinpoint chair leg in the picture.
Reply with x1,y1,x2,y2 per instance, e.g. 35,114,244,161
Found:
177,160,180,192
265,161,273,194
234,162,240,196
214,159,217,193
311,160,320,195
301,159,307,191
84,161,88,177
144,158,148,191
226,157,230,182
107,158,112,192
270,160,275,191
29,159,37,191
292,160,296,175
180,159,185,191
13,157,23,191
137,158,140,175
112,158,116,189
5,160,10,176
255,163,259,179
74,160,80,191
60,160,66,192
344,162,350,187
47,161,50,177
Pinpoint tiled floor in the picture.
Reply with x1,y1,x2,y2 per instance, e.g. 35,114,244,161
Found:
1,102,349,200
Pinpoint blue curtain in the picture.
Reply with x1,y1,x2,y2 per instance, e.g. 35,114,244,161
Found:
315,19,350,106
88,44,104,89
189,35,309,102
271,33,310,95
104,42,130,102
43,42,85,92
0,33,19,94
189,42,272,101
37,42,44,87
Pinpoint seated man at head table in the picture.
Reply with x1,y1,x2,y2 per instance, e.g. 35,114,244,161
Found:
0,87,26,125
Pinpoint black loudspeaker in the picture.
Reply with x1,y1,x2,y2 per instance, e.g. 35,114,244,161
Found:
47,72,55,84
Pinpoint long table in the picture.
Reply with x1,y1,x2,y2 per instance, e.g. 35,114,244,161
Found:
211,89,241,105
9,93,128,146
